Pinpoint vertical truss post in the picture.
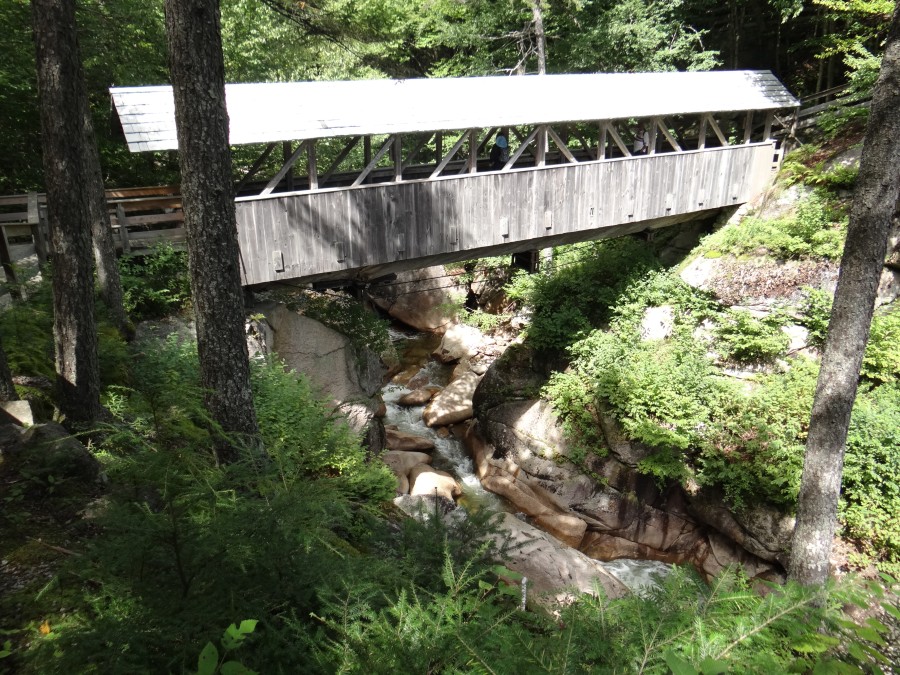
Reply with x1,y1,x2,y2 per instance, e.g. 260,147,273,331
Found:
743,111,754,144
467,129,479,173
392,134,403,182
282,141,294,191
308,140,318,190
599,122,608,159
536,125,548,167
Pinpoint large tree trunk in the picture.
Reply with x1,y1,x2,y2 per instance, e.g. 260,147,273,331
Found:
789,5,900,586
164,0,260,456
0,336,16,402
80,92,130,337
31,0,100,425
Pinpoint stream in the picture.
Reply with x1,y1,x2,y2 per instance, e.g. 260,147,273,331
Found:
383,326,671,596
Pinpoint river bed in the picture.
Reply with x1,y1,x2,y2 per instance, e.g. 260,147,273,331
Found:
384,326,671,595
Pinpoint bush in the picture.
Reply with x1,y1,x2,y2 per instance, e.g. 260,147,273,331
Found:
713,309,789,364
119,243,192,320
797,286,833,347
862,306,900,383
507,238,659,352
699,192,846,260
275,289,391,358
843,382,900,573
21,336,396,673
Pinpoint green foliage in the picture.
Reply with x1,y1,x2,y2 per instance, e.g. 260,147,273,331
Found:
797,286,833,347
713,308,789,364
118,244,192,321
698,358,818,509
276,289,391,359
861,306,900,383
509,238,659,352
700,192,846,260
461,308,510,332
842,382,900,574
0,277,55,380
193,620,258,675
311,561,900,674
20,335,395,672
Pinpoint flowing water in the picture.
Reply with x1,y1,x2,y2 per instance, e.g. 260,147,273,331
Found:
383,326,671,593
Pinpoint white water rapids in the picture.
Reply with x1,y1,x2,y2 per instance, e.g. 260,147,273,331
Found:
383,327,671,595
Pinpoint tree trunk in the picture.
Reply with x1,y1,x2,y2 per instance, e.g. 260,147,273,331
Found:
789,4,900,586
531,0,546,74
0,336,17,402
164,0,260,457
80,91,130,337
31,0,100,425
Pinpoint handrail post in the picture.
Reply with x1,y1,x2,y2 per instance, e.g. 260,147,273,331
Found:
27,192,48,265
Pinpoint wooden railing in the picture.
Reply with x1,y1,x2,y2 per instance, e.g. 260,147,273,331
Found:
0,185,184,284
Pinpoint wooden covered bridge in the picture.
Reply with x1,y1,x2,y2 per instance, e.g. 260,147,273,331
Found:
8,71,799,289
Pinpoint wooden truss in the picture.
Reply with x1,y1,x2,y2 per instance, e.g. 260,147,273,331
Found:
239,111,780,197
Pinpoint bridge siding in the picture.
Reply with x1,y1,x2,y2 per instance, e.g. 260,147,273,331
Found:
235,143,774,286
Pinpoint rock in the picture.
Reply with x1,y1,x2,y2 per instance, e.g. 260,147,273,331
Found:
877,268,900,307
640,306,675,341
532,513,588,549
0,424,25,459
406,368,432,390
409,464,462,501
472,343,552,418
680,255,722,291
598,413,655,467
256,302,387,452
382,450,433,495
393,493,459,519
15,423,100,486
689,489,795,566
423,371,481,427
489,512,629,604
782,324,809,352
434,324,484,363
0,400,33,427
398,387,440,406
385,428,435,452
366,266,458,333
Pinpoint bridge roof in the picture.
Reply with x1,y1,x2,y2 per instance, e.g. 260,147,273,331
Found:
111,70,798,152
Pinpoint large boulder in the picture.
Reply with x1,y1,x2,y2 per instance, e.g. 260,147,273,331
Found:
409,464,462,501
256,302,387,452
423,371,481,427
433,324,485,363
385,427,435,452
366,266,459,333
490,512,629,604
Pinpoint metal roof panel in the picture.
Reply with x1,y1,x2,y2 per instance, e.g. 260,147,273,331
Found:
111,71,799,152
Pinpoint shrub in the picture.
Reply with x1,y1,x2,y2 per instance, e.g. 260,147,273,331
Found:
797,286,833,347
862,306,900,383
713,308,789,364
508,238,659,352
699,192,846,260
119,243,191,320
842,382,900,573
276,289,391,358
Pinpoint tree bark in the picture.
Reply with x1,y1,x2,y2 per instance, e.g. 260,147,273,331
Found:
531,0,546,74
31,0,101,425
164,0,260,456
80,91,130,337
789,4,900,586
0,336,17,402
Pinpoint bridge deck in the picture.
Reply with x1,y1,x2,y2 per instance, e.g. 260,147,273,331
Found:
236,142,775,286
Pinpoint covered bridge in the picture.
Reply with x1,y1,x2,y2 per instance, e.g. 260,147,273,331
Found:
110,71,799,287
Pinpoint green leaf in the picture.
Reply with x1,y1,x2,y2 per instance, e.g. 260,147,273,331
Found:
196,642,218,675
812,659,863,674
478,580,493,591
852,626,886,646
663,651,697,675
880,602,900,621
221,661,258,675
237,619,257,635
699,658,729,674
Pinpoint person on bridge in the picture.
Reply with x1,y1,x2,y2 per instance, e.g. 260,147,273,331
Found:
633,123,650,155
490,134,509,170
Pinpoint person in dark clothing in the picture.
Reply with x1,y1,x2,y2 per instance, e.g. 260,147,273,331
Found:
490,134,509,170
